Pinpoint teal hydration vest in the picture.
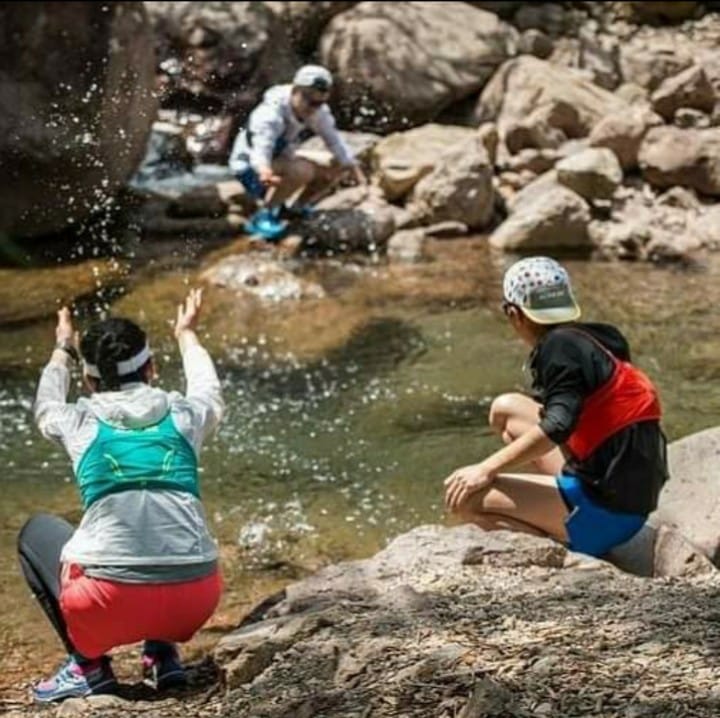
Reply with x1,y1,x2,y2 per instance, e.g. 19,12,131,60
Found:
76,412,200,509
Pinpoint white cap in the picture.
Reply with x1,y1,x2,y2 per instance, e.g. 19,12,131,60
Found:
503,257,581,324
292,65,333,92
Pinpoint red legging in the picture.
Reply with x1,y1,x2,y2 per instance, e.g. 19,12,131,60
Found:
60,563,222,659
18,513,222,660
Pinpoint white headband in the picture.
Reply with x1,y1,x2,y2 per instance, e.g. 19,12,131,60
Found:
84,344,152,379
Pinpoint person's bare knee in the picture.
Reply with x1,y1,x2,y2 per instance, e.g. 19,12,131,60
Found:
288,159,316,186
452,485,494,523
489,393,526,435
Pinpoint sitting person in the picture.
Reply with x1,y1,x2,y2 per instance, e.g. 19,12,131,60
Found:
444,256,668,557
228,64,367,241
19,289,224,702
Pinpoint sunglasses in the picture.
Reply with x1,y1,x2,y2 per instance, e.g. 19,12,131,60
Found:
301,92,326,109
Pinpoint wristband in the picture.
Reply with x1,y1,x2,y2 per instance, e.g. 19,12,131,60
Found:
55,340,80,363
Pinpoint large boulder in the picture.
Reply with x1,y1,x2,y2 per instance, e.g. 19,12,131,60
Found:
475,56,627,153
145,2,298,115
263,1,356,55
655,426,720,563
489,175,591,251
318,2,518,132
371,124,477,201
0,2,157,239
639,126,720,197
406,137,495,230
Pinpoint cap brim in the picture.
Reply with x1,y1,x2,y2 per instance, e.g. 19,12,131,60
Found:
520,304,581,324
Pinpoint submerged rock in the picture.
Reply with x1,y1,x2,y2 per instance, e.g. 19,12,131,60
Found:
201,255,325,303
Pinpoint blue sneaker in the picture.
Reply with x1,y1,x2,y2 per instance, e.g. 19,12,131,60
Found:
244,207,288,242
142,643,187,690
33,656,117,703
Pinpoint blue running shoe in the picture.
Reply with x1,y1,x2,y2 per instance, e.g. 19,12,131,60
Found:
33,656,117,703
142,642,187,690
244,207,288,242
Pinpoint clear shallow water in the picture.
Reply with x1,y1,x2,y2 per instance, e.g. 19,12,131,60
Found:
2,244,720,690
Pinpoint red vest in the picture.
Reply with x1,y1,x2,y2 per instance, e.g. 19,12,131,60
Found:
564,331,662,461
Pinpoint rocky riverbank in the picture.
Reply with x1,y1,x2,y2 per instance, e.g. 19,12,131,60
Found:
133,1,720,265
5,427,720,717
5,525,720,718
5,2,720,265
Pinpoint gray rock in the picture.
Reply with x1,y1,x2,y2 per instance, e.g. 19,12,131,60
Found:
657,426,720,563
372,124,477,201
490,179,591,251
386,229,428,263
319,2,518,132
476,56,628,152
518,29,554,59
619,39,694,92
651,65,716,120
639,126,720,196
407,137,495,230
589,106,663,170
556,147,623,201
300,203,396,254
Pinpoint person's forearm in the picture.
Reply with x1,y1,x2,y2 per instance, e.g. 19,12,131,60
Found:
484,425,557,475
177,328,200,353
34,356,72,434
178,330,224,415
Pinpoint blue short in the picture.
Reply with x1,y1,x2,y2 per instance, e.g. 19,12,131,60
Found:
556,474,646,557
236,166,266,200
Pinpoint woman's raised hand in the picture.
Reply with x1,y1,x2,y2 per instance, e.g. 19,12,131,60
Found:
55,307,75,345
174,288,203,340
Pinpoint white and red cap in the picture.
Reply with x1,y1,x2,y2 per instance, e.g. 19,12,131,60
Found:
502,256,581,324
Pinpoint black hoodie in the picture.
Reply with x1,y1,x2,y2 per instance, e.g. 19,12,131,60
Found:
529,322,668,514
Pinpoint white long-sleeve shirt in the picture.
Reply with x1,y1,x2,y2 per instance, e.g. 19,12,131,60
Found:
228,84,355,173
34,343,225,582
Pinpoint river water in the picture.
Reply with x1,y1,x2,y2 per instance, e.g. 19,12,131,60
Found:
1,240,719,693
